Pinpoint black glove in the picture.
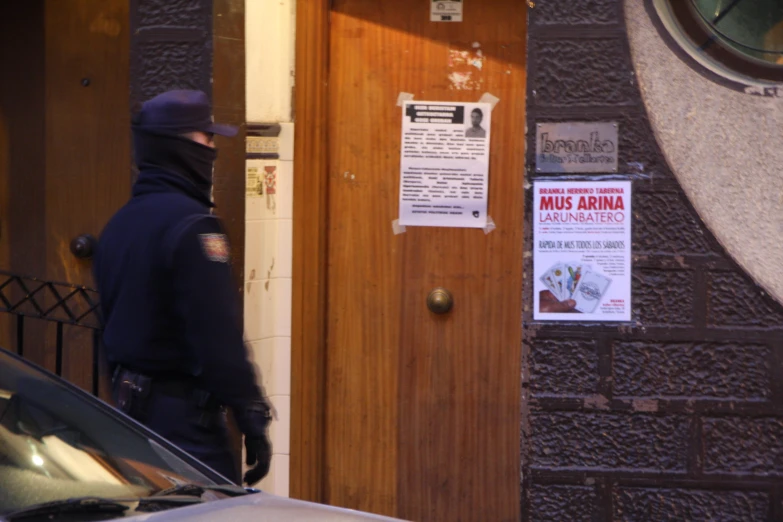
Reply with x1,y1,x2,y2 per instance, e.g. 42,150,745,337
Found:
244,433,272,485
234,399,274,486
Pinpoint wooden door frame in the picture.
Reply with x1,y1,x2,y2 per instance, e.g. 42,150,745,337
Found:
290,0,330,503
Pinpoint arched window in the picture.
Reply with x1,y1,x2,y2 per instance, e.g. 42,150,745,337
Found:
654,0,783,85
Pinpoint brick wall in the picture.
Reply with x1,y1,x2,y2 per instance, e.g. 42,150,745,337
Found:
129,0,214,186
523,1,783,520
130,0,213,105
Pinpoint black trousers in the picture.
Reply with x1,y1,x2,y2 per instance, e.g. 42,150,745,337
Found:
112,380,238,483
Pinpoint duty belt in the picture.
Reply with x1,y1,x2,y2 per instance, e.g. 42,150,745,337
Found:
112,366,222,426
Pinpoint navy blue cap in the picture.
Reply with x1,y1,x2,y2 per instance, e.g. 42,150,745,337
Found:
132,89,238,137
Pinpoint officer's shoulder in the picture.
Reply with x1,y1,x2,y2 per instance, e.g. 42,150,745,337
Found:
152,192,210,218
167,209,223,246
176,214,223,237
150,193,218,234
169,215,229,264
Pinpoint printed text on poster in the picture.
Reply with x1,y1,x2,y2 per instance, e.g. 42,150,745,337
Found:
398,100,491,228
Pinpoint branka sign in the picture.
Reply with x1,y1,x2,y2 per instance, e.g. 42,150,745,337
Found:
535,121,619,173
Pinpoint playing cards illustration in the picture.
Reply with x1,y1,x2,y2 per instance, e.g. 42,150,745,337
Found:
538,260,611,315
540,271,559,298
540,263,566,300
564,263,591,300
572,270,612,314
551,264,566,299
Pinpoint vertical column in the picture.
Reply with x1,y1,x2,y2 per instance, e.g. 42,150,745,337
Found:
244,0,296,497
130,0,213,106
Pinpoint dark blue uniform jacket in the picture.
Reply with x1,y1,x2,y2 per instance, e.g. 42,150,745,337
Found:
93,168,262,411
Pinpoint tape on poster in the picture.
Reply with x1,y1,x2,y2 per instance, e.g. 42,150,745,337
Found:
478,92,500,111
392,219,407,235
397,92,415,107
483,216,496,235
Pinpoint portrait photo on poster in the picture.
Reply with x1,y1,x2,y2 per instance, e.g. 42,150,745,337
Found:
464,105,488,139
532,180,632,322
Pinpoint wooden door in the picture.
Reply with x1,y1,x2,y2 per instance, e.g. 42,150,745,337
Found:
293,1,527,520
0,0,130,394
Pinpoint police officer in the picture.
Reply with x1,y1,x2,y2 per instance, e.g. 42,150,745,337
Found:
93,90,272,486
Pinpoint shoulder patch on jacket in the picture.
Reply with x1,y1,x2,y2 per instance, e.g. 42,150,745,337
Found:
199,233,230,263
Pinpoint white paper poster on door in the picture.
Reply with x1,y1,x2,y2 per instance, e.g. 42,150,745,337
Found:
533,180,632,322
398,100,491,228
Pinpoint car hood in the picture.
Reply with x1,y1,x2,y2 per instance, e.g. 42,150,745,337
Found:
123,492,408,522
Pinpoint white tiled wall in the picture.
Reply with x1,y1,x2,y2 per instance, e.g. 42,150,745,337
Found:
246,0,296,123
244,0,296,497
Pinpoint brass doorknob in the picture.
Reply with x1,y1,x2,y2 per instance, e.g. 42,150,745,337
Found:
426,287,453,314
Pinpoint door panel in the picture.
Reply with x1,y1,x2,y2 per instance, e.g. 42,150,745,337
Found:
0,1,47,355
44,0,130,392
45,0,130,288
327,1,526,520
0,0,129,395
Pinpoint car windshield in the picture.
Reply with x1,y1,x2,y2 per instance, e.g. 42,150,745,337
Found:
0,347,223,516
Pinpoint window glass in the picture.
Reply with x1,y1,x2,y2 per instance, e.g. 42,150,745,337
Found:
654,0,783,86
0,349,220,515
691,0,783,65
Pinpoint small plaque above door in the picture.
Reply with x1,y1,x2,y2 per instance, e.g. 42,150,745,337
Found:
431,0,463,22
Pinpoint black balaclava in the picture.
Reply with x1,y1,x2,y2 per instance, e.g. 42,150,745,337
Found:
132,129,217,202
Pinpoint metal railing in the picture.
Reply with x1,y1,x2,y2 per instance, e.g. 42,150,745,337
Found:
0,271,103,396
